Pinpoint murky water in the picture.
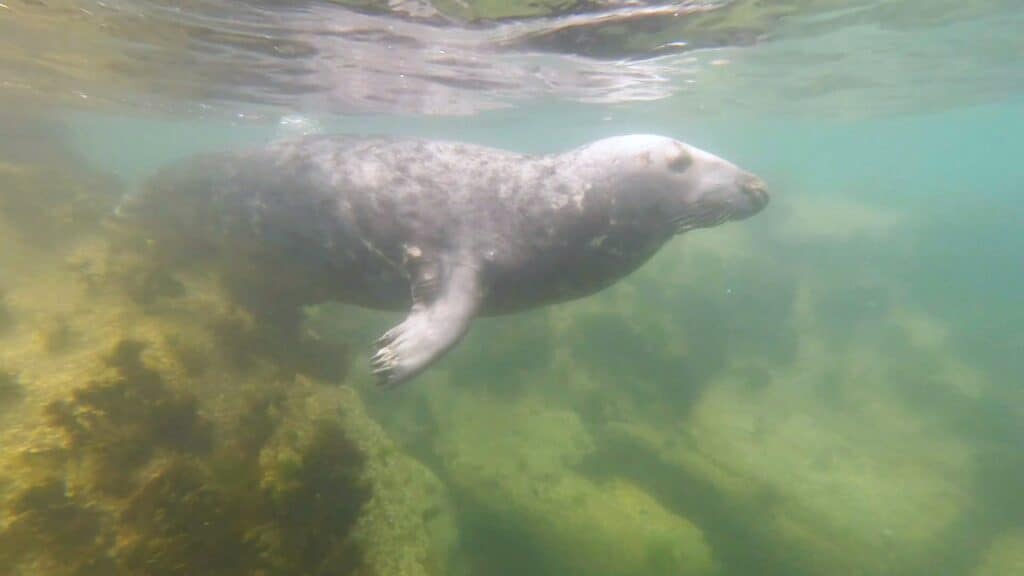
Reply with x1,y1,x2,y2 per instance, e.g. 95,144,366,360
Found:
1,1,1023,575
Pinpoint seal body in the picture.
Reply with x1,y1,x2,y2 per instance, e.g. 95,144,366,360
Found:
126,134,769,385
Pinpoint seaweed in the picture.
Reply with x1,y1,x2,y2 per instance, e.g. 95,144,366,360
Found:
117,459,256,576
162,333,212,377
16,366,372,576
1,301,391,573
112,409,370,576
0,479,116,575
45,339,211,494
30,339,371,574
260,419,370,574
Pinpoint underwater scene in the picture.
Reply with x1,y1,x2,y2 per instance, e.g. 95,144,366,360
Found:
1,1,1023,575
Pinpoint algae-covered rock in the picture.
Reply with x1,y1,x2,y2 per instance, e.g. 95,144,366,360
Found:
115,458,255,576
1,354,451,576
596,295,979,575
256,392,371,575
324,383,458,576
0,478,117,576
436,395,716,575
92,378,376,576
45,340,212,495
511,476,717,576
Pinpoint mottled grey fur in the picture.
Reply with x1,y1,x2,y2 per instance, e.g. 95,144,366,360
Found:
125,134,769,386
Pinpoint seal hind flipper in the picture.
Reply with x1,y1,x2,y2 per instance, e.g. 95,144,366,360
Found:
371,261,483,387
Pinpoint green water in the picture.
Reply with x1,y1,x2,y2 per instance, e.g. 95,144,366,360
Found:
2,2,1024,575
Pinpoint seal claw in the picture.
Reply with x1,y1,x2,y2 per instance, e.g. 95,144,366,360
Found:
371,316,433,387
371,263,482,387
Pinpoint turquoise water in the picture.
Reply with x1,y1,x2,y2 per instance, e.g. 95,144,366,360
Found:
2,1,1024,575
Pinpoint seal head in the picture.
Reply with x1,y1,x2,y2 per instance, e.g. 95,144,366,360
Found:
574,134,768,237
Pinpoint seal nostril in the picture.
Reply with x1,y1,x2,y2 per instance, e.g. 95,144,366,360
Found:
742,179,769,210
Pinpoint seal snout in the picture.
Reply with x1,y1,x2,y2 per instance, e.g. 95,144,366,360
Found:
736,175,770,218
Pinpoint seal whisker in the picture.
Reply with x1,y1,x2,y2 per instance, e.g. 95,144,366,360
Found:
672,203,721,233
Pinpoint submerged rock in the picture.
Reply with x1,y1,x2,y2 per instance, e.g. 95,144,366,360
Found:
337,382,458,576
116,458,256,576
1,349,452,576
598,323,978,575
0,210,450,576
45,339,212,495
436,396,716,575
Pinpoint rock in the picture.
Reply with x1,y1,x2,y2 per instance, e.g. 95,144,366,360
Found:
331,383,458,576
436,396,716,575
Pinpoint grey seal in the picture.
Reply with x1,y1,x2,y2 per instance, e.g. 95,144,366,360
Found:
122,134,769,386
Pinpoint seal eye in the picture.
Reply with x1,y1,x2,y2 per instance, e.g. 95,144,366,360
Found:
666,147,693,173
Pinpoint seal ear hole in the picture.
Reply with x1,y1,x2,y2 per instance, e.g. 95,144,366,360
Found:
666,148,693,173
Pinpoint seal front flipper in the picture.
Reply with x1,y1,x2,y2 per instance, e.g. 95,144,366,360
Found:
371,260,483,387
